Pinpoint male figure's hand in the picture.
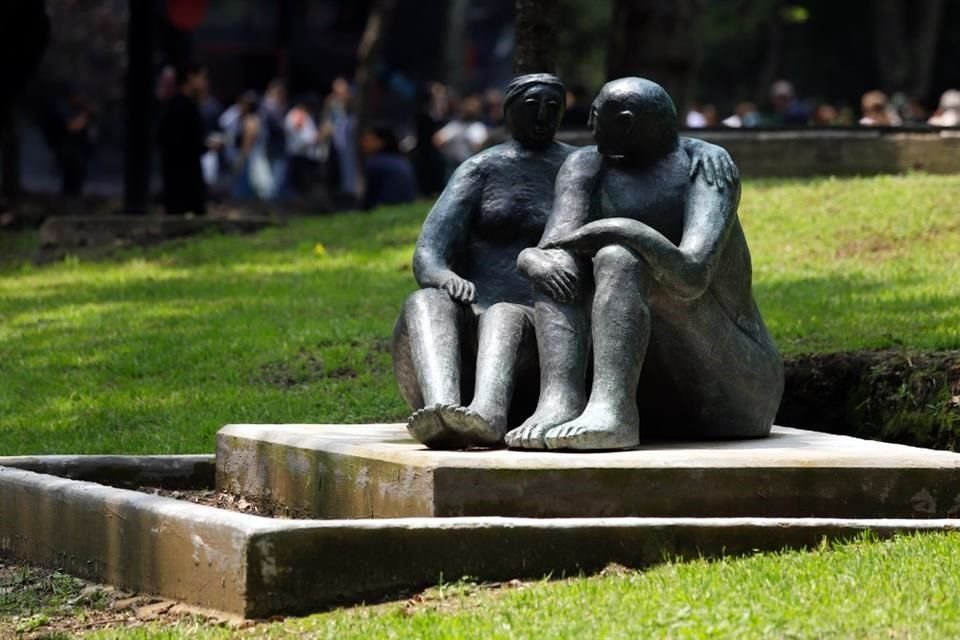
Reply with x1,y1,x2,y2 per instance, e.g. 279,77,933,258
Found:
441,275,477,304
518,247,579,303
685,140,739,189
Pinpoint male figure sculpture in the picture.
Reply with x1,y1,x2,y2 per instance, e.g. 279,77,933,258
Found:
392,74,736,449
505,77,784,451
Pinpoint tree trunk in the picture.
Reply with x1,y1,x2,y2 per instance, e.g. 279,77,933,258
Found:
754,1,785,105
444,0,470,92
124,0,155,215
353,0,398,204
1,115,22,202
874,0,909,93
514,0,559,75
910,0,945,100
606,0,704,115
875,0,944,99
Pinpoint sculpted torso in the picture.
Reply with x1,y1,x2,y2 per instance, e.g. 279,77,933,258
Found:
594,148,760,341
452,142,572,308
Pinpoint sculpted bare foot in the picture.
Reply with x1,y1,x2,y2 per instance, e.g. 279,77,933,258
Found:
437,404,506,448
505,398,584,449
407,405,467,450
543,403,640,451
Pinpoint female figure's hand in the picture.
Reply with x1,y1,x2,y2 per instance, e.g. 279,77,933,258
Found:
441,275,477,304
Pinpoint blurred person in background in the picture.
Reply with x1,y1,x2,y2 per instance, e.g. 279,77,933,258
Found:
899,96,930,124
702,104,719,127
412,81,450,196
196,74,223,191
260,79,288,200
321,77,358,208
484,88,505,127
812,104,840,126
929,90,960,127
859,90,901,126
432,94,488,175
360,124,416,210
158,63,208,215
284,95,322,200
766,80,811,126
54,92,96,199
229,92,273,201
722,102,759,128
685,103,708,128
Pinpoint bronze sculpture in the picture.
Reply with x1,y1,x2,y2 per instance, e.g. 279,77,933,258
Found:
391,74,765,451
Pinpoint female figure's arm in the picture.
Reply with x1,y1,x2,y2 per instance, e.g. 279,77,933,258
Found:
413,157,484,303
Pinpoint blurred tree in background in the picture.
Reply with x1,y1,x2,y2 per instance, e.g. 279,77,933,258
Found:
550,0,960,112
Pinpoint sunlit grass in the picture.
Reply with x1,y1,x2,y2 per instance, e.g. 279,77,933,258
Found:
1,175,959,455
86,532,960,639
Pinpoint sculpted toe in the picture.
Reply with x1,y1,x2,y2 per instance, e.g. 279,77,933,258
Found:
407,405,467,450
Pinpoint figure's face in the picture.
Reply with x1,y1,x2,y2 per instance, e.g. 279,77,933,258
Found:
590,78,678,163
590,97,636,158
506,85,564,148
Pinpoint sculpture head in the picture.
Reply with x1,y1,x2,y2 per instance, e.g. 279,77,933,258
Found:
503,73,566,149
590,77,678,164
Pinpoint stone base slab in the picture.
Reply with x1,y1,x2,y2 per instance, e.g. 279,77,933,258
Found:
216,424,960,519
2,463,958,617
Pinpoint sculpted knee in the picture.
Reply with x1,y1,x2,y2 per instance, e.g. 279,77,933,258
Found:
483,302,524,322
403,287,455,316
593,244,641,274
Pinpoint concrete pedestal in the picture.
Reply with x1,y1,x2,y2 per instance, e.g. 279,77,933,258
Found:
216,424,960,520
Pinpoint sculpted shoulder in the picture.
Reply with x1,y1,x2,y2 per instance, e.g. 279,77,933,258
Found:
558,145,604,178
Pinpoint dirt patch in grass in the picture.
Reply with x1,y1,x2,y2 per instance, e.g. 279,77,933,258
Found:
138,487,312,519
0,561,245,637
255,339,392,389
779,350,960,450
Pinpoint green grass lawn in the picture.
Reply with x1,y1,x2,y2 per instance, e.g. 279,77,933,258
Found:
2,174,960,637
2,174,958,455
76,532,959,639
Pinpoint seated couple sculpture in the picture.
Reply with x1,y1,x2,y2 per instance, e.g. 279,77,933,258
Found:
391,74,784,452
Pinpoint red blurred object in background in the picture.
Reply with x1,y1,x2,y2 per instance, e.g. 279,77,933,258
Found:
167,0,208,31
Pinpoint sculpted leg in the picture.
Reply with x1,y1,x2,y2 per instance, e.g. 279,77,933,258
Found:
505,294,588,450
545,245,647,450
399,288,471,449
442,303,533,447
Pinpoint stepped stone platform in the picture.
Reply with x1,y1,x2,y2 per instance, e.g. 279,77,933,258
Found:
216,424,960,520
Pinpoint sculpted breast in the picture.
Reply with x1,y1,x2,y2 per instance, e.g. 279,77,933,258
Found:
474,169,553,243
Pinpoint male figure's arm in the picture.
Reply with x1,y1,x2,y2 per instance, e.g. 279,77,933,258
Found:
544,169,741,301
517,148,603,302
413,156,483,303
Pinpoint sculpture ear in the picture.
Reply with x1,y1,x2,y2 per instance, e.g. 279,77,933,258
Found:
617,110,636,132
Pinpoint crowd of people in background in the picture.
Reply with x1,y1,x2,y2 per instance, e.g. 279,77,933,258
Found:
42,68,960,215
153,65,642,216
685,80,960,130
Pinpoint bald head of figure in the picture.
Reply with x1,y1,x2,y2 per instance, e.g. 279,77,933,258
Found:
590,77,679,163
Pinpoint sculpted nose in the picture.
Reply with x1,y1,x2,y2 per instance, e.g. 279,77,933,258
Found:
536,101,548,125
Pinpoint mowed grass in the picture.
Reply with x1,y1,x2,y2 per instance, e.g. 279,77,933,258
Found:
1,175,959,639
1,174,959,455
83,532,960,639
